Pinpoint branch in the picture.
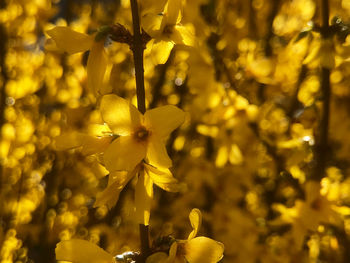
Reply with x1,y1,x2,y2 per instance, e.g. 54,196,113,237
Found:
311,0,331,181
130,0,146,114
129,0,150,261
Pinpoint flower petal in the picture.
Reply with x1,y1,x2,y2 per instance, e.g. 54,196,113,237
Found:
166,0,182,25
94,170,136,209
145,164,182,192
135,172,153,225
87,40,108,96
146,252,169,263
100,94,141,136
184,237,224,263
47,26,93,54
142,13,163,37
152,40,174,64
55,239,114,263
172,25,194,46
144,105,185,139
146,136,172,169
104,136,146,171
188,208,202,240
81,136,113,156
54,132,84,151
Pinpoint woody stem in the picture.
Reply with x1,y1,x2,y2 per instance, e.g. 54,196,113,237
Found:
130,0,146,114
311,0,330,181
130,0,150,262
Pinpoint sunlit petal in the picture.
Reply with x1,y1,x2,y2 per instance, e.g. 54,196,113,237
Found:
104,136,146,171
87,40,108,96
184,237,224,263
188,208,202,240
146,136,172,169
135,172,153,225
166,0,182,25
144,105,185,139
172,25,194,46
152,40,174,64
100,94,141,136
55,239,114,263
54,132,85,151
94,170,136,209
47,26,93,54
145,164,181,192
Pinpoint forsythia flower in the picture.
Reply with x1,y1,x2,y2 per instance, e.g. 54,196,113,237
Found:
142,0,194,64
46,26,108,96
271,181,343,248
55,239,115,263
94,163,183,208
146,208,224,263
100,94,185,172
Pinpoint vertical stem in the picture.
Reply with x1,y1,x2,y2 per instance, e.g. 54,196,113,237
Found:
311,0,330,181
129,0,150,261
139,224,150,261
130,0,146,114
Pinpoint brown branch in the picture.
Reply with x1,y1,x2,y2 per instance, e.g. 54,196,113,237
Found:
311,0,331,181
129,0,150,261
130,0,146,114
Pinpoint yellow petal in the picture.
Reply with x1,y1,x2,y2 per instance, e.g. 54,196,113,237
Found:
87,41,108,96
145,164,181,192
135,172,153,225
166,0,182,25
144,105,185,139
142,13,163,37
188,208,202,240
146,136,172,169
152,40,174,64
100,94,142,136
168,242,178,262
55,239,114,263
81,136,113,155
54,132,84,150
184,237,224,263
146,242,177,263
104,136,146,171
172,25,194,46
146,252,169,263
47,26,93,54
94,170,136,209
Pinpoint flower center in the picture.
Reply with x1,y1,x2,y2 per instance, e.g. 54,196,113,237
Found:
133,126,150,142
163,24,174,37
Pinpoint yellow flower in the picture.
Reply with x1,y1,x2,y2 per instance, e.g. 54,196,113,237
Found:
100,94,185,172
94,162,185,225
146,209,224,263
142,0,194,64
55,239,115,263
271,181,343,248
46,26,108,96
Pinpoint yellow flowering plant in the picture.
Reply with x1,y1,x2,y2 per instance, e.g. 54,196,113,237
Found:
5,0,350,262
